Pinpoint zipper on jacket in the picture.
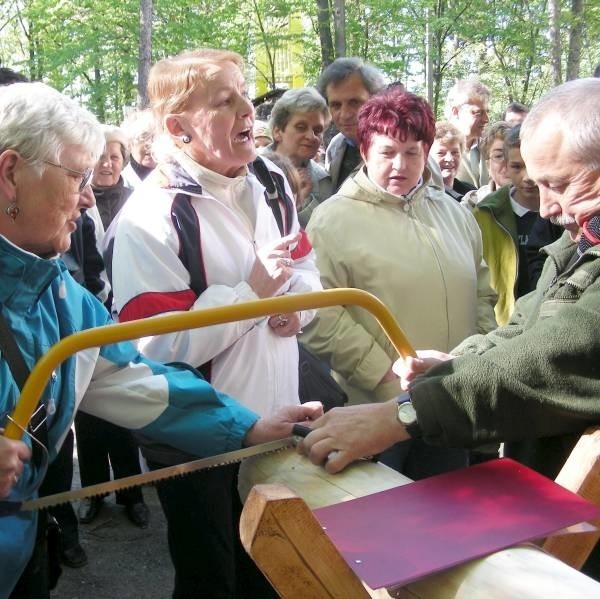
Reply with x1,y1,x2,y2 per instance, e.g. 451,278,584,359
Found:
410,201,452,348
489,208,519,296
47,370,58,417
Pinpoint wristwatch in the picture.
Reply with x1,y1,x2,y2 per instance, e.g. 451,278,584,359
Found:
395,393,422,439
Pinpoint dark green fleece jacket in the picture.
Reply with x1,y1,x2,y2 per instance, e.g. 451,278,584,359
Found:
411,232,600,449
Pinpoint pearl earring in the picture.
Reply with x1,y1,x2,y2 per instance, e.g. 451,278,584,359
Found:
5,202,19,221
181,134,191,144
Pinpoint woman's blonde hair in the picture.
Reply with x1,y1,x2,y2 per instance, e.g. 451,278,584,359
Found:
148,49,244,126
433,121,465,153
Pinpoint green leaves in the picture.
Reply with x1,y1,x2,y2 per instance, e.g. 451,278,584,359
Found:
0,0,598,124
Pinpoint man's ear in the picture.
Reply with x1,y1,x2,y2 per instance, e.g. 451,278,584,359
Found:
164,114,187,138
0,150,21,199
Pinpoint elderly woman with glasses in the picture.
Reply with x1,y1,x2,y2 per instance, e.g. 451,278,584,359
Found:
92,125,132,230
267,87,333,227
0,81,320,598
108,48,322,598
462,121,513,208
302,87,497,478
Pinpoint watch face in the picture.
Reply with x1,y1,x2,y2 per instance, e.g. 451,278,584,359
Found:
397,402,417,426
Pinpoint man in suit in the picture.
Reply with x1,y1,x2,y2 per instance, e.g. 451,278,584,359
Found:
317,58,443,195
446,78,491,188
317,58,385,192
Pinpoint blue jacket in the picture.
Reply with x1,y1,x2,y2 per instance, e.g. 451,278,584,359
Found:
0,235,258,595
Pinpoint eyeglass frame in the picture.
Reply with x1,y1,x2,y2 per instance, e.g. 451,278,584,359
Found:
42,160,93,192
488,151,507,164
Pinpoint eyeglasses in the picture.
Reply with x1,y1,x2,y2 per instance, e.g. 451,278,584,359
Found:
461,104,489,119
488,152,506,164
43,160,93,192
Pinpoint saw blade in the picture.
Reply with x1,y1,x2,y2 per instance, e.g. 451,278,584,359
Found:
21,437,297,511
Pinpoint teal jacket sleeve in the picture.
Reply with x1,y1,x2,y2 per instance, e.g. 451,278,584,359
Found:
79,341,259,457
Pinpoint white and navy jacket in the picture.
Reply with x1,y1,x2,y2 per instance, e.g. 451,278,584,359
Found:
110,154,322,417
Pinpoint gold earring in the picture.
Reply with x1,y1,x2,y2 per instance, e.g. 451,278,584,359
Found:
5,202,19,221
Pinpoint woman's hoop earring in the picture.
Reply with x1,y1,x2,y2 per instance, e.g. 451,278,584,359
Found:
5,202,19,221
181,134,191,144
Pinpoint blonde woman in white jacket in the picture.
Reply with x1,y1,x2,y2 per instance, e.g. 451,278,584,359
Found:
110,49,321,599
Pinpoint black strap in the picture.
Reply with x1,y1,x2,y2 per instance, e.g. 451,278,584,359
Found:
0,309,48,466
0,311,30,390
171,194,207,296
249,156,295,237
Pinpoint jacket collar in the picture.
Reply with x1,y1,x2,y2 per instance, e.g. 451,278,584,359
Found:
476,186,518,239
338,166,433,205
160,160,204,195
0,235,66,310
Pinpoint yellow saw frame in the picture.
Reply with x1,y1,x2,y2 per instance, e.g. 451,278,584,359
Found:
4,288,415,441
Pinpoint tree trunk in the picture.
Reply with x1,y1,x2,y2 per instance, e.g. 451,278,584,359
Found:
316,0,334,66
138,0,153,108
566,0,584,81
548,0,562,86
94,65,106,123
252,0,276,89
425,8,434,106
333,0,345,58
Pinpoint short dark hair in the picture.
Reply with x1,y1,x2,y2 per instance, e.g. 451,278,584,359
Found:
0,67,28,86
503,101,529,120
504,124,522,159
317,58,385,100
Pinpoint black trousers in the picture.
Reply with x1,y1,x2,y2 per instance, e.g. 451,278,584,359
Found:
378,438,468,480
40,428,79,549
10,428,76,599
147,460,277,599
75,411,143,504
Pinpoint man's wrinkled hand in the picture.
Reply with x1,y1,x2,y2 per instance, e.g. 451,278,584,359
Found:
297,401,409,474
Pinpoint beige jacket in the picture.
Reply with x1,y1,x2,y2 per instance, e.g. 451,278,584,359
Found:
301,167,497,404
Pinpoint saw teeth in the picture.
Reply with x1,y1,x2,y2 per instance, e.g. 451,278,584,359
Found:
21,438,296,512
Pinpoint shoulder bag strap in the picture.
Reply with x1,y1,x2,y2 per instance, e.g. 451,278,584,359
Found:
0,309,48,466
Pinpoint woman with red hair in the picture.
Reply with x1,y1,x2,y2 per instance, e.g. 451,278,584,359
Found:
301,88,497,477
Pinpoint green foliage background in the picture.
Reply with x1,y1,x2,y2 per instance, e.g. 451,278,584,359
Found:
0,0,598,124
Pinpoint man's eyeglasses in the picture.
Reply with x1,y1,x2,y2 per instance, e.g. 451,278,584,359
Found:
43,160,93,192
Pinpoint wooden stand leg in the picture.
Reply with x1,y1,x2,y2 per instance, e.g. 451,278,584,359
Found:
240,483,370,598
542,427,600,569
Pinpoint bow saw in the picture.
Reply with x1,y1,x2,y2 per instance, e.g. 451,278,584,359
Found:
3,288,415,511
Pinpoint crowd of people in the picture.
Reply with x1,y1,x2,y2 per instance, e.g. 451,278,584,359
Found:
0,51,599,598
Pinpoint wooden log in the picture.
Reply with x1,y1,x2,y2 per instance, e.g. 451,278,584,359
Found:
542,426,600,569
391,544,600,599
239,449,600,598
239,447,409,509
